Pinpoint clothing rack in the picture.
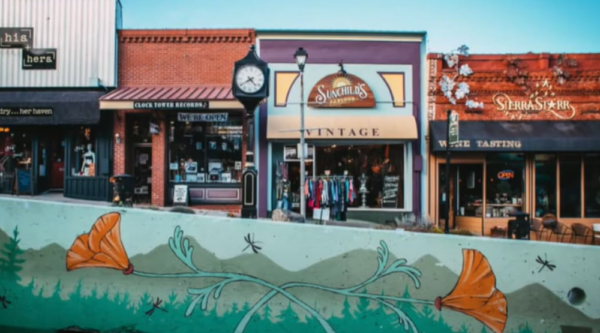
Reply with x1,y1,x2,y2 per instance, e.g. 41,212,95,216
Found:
304,175,356,224
306,175,353,180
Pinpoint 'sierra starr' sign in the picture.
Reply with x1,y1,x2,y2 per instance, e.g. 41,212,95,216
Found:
492,79,576,120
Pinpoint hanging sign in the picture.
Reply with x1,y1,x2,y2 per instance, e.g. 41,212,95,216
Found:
22,48,57,70
497,170,515,180
0,27,34,49
177,113,228,122
448,111,459,145
307,72,376,108
149,122,160,135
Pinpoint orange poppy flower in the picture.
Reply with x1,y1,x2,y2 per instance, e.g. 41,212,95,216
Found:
435,249,507,333
66,212,133,275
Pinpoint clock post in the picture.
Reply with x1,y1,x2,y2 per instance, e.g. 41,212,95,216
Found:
232,45,270,219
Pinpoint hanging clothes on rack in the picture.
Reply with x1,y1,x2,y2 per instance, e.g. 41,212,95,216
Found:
304,175,354,222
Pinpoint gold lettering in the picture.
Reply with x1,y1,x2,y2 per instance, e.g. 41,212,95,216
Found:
493,93,577,119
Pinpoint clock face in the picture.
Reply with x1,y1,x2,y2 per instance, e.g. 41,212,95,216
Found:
235,65,265,94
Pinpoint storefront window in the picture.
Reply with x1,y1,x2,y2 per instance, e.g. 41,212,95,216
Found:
485,153,525,218
559,154,581,218
584,154,600,218
71,127,96,177
314,144,405,209
0,130,33,175
168,115,243,183
534,154,557,217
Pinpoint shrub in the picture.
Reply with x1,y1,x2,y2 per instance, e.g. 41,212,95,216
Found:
168,207,196,214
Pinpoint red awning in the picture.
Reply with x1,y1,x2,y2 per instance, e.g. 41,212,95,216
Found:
100,85,235,101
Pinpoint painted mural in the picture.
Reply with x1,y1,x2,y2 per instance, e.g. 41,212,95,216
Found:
0,198,599,333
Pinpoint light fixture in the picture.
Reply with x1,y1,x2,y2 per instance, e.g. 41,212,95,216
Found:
115,133,121,144
294,47,308,72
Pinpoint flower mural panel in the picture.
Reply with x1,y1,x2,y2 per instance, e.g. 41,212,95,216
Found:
0,199,598,333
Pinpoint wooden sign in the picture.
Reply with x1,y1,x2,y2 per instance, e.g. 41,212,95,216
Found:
308,73,376,108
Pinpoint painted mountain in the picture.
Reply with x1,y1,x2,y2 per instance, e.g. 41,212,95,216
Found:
1,228,599,333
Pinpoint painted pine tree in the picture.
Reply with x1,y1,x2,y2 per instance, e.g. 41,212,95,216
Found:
0,226,26,286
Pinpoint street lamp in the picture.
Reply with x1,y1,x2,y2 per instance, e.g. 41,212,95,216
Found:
294,47,308,217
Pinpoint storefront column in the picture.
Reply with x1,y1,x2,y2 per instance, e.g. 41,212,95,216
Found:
113,110,126,175
151,118,166,207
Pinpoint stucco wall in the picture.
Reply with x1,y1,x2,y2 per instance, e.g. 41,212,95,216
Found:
256,36,425,218
0,197,598,333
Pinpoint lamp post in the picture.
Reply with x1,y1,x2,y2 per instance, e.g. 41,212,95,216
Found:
294,47,308,217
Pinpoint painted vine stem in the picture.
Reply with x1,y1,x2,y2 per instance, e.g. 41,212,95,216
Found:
134,227,431,333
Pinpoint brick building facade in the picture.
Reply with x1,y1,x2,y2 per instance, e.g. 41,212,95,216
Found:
426,52,600,236
102,29,255,210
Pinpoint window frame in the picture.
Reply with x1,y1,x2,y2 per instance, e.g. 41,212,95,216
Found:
166,113,244,184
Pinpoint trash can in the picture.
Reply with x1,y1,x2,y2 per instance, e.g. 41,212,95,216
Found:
110,174,134,207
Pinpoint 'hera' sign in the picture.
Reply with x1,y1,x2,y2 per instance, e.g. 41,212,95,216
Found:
308,72,376,108
0,28,34,49
0,107,53,117
22,48,57,70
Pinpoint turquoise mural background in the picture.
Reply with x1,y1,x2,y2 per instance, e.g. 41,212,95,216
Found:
0,198,599,333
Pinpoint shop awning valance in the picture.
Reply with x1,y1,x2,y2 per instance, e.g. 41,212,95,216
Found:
267,115,418,140
0,89,105,125
99,85,245,110
430,120,600,152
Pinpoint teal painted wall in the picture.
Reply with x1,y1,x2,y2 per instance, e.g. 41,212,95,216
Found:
0,197,599,333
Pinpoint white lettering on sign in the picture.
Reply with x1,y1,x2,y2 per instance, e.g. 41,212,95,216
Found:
177,113,228,122
133,101,209,109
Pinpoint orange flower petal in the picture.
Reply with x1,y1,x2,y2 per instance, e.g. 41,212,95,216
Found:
66,212,132,273
436,249,507,333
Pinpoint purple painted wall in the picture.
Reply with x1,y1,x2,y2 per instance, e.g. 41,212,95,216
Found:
257,38,423,218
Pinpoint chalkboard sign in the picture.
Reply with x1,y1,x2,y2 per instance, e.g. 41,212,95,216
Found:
382,175,399,208
17,169,33,195
173,185,189,205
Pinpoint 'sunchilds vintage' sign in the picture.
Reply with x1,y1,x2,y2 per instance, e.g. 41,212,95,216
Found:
308,72,376,108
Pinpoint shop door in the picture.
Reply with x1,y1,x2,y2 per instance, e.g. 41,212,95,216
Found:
274,160,313,213
132,144,152,204
38,135,66,193
438,163,484,234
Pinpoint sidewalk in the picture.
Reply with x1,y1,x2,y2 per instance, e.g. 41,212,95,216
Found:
0,193,381,229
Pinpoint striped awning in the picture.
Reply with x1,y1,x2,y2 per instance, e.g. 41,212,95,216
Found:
99,85,244,110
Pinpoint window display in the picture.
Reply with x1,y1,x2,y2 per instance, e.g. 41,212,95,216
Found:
313,144,405,209
71,127,96,177
0,131,32,175
485,153,524,218
168,114,243,183
534,154,557,217
560,154,581,218
584,154,600,218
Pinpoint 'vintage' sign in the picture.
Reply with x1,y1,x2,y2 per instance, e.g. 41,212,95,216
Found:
308,72,376,108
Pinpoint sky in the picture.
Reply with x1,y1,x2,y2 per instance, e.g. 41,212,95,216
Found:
120,0,600,54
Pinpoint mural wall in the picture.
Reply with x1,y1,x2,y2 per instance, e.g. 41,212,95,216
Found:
0,197,598,333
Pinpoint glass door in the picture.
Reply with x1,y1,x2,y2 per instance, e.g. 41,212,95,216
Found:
132,143,152,204
438,163,484,234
